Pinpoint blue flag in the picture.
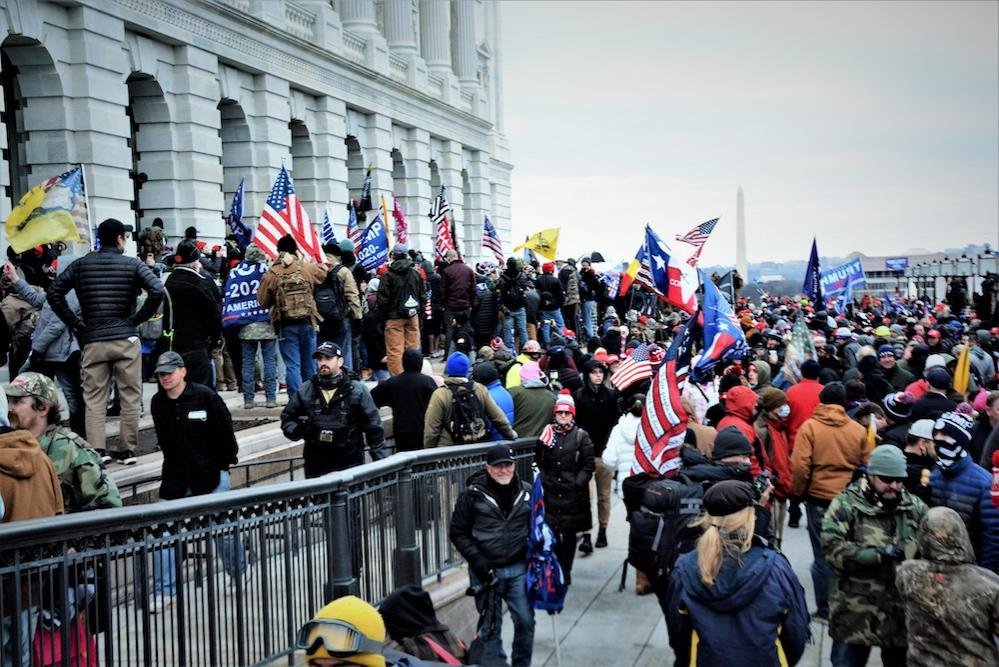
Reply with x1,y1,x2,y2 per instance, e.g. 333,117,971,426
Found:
526,475,567,612
221,261,270,328
693,274,748,381
322,209,337,246
802,238,822,303
226,178,251,249
356,212,389,270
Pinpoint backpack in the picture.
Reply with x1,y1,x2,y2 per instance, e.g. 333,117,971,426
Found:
503,274,526,307
396,276,421,319
135,288,172,343
446,381,488,443
314,264,346,323
275,268,313,321
621,472,703,580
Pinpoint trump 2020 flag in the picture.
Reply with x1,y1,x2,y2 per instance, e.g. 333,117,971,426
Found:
527,475,568,611
226,178,252,249
803,238,822,303
644,225,698,315
5,166,89,253
694,275,748,381
321,209,337,247
356,212,389,271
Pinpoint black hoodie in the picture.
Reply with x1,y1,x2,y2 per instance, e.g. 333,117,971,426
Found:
370,349,438,442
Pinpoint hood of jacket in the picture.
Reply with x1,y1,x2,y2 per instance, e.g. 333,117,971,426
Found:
677,544,774,612
917,506,976,565
389,257,414,274
750,360,772,387
811,403,851,427
0,430,46,479
724,386,758,422
402,348,423,373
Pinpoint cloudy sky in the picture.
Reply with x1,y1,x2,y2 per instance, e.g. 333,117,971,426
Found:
499,1,998,266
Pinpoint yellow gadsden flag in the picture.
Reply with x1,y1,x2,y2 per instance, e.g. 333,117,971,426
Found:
513,227,560,262
5,166,89,253
953,343,972,396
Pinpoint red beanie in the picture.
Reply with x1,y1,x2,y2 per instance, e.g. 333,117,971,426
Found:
554,389,575,415
542,262,555,274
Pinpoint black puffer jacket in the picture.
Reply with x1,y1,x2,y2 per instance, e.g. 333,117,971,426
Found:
535,426,595,533
163,266,222,350
48,247,165,345
473,277,500,343
449,470,532,579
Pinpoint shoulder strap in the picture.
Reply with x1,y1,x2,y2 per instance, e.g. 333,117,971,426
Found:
421,635,462,665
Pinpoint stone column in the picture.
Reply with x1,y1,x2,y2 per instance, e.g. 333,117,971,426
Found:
358,113,395,235
0,57,11,232
340,0,377,32
420,0,450,75
385,0,417,56
239,73,292,233
451,0,477,86
436,139,463,252
398,127,431,253
464,150,491,262
310,96,350,227
490,158,513,249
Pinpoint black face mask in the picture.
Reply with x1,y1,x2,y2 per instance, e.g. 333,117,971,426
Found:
316,372,338,390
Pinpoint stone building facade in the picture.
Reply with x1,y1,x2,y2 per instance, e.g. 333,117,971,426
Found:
0,0,511,260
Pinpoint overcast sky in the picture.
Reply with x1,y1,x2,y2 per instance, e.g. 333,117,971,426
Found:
499,1,999,266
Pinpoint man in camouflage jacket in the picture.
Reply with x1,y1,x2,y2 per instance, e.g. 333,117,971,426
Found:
5,372,121,512
820,446,927,666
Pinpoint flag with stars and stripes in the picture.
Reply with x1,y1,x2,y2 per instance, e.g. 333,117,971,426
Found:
482,215,504,264
254,166,323,262
431,186,455,259
347,202,362,246
321,209,337,247
610,343,653,391
676,218,719,267
392,196,409,245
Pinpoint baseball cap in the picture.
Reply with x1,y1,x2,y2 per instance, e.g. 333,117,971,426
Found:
154,351,186,374
5,372,58,404
908,419,935,440
485,443,515,466
97,218,134,243
313,341,344,359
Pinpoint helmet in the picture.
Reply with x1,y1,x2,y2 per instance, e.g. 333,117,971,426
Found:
297,596,386,666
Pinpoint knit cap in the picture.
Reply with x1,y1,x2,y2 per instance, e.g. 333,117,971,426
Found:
444,352,470,378
702,480,755,516
711,426,752,460
882,392,913,421
925,366,951,390
759,387,787,413
472,362,499,386
933,411,973,470
520,361,543,383
554,389,575,415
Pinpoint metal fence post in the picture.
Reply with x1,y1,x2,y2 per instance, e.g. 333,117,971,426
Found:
393,466,422,589
331,486,359,598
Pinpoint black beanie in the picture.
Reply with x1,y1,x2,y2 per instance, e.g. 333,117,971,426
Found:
711,426,752,460
472,362,499,386
801,359,820,379
819,381,847,407
276,234,298,254
702,480,755,516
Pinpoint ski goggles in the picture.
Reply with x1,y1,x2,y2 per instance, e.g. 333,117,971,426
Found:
296,618,383,658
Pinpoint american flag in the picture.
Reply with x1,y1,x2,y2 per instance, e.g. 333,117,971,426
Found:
676,218,719,267
482,216,504,264
392,196,408,245
431,186,455,259
634,318,695,477
610,343,653,391
321,209,337,246
254,166,323,262
347,202,362,246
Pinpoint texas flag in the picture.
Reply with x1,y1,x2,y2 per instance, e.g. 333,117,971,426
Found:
644,225,698,315
693,273,748,381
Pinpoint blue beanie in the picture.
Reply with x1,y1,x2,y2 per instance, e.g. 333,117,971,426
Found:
445,352,470,378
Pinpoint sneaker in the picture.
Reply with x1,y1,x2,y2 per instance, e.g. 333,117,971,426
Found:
242,402,256,410
265,400,279,409
96,449,113,465
149,595,175,614
116,453,137,466
595,527,608,548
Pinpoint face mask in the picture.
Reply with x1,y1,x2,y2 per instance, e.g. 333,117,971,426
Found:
776,405,791,419
316,373,338,390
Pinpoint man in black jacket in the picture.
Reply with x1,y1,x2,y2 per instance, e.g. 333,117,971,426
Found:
48,218,165,465
370,348,438,452
499,258,530,352
535,262,565,347
281,341,386,477
163,239,222,386
449,443,534,667
439,249,476,355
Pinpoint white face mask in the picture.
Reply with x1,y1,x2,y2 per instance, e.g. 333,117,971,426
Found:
776,405,791,419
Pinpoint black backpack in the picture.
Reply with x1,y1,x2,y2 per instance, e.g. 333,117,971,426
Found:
396,275,421,319
315,264,347,322
446,381,488,444
622,472,703,580
502,274,526,307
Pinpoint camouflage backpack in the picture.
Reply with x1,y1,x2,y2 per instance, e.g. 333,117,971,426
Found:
275,268,313,321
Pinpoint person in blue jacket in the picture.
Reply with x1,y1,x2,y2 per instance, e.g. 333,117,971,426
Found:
473,361,514,441
667,480,810,666
930,411,999,573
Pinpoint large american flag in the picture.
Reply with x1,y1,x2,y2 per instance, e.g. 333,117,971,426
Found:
254,166,323,262
634,318,695,477
676,218,719,267
431,186,455,259
347,202,362,246
610,343,653,391
482,215,504,264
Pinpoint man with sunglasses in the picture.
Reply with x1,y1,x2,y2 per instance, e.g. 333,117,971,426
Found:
821,446,927,667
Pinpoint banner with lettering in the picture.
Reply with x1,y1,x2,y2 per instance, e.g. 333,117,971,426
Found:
356,213,389,271
820,258,866,297
222,261,270,328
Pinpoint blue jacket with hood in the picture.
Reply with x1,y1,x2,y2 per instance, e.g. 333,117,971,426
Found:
667,538,809,666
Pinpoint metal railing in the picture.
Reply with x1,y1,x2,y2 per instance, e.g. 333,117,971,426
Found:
0,439,535,667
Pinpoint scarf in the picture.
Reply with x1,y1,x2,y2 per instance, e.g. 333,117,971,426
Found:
539,420,575,448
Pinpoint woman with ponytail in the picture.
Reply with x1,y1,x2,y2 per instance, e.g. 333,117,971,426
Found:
535,389,595,585
666,480,810,666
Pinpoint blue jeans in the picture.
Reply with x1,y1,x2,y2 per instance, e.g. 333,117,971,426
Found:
279,322,316,394
503,307,529,353
242,339,277,404
539,309,565,347
153,471,247,597
332,317,353,373
581,300,597,340
806,501,831,616
473,563,535,667
0,610,36,667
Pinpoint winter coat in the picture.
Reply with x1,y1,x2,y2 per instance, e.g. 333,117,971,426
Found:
281,373,386,477
930,455,999,572
535,272,563,311
603,413,640,479
472,278,501,342
484,380,514,441
903,450,935,506
498,269,529,310
573,374,620,457
755,415,794,500
535,425,594,533
449,470,532,578
47,247,165,345
0,428,64,522
37,424,121,513
164,265,223,351
578,268,602,303
667,539,809,667
508,381,556,439
716,386,770,476
423,377,515,448
257,252,327,326
11,279,79,363
791,404,870,503
820,479,927,647
909,391,958,422
882,364,915,392
559,266,579,306
370,349,438,440
896,507,999,667
377,257,426,321
152,381,239,499
439,260,476,311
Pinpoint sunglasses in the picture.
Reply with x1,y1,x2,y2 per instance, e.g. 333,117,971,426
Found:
554,410,573,415
297,619,382,658
874,475,906,485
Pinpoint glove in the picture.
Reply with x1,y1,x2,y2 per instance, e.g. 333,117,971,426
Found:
879,543,906,563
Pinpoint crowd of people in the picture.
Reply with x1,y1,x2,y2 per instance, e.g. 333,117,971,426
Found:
2,216,999,666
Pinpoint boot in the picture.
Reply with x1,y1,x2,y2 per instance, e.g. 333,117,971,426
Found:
595,527,608,548
635,569,653,596
578,533,593,556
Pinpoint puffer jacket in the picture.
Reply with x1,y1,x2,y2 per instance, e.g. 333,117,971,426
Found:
472,277,501,342
896,507,999,667
716,386,770,476
930,455,999,572
791,403,870,503
377,257,426,321
603,412,640,478
449,470,532,579
535,425,594,533
47,247,165,345
667,538,810,667
11,280,79,362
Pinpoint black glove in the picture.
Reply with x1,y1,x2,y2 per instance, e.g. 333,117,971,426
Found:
879,543,906,563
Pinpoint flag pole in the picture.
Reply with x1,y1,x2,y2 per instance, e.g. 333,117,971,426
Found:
79,162,96,251
551,614,562,667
